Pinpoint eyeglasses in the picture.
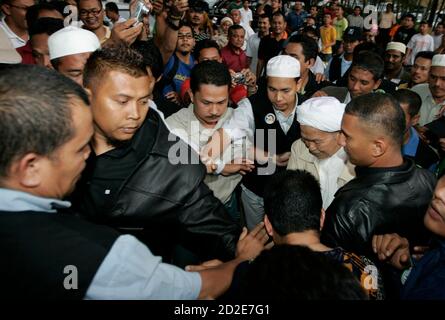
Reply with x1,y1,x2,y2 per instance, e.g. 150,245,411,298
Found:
8,3,32,11
178,34,194,40
79,8,102,17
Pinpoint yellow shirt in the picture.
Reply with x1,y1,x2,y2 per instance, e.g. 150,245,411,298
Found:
320,25,337,54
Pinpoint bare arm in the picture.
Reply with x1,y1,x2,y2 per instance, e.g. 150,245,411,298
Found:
158,0,189,65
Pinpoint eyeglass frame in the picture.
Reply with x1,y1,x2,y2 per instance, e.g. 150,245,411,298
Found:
79,7,103,17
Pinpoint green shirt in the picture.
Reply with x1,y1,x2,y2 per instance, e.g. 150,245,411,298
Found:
334,17,348,41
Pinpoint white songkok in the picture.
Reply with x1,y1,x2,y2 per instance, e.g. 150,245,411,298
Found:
432,54,445,67
267,55,301,78
297,97,346,132
48,26,100,60
386,42,406,54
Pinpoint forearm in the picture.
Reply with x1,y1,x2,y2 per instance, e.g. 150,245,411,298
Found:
198,257,243,299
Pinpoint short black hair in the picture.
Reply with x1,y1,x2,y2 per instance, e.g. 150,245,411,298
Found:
25,2,65,29
393,89,422,118
228,24,245,37
241,245,368,300
415,50,435,62
105,2,119,14
264,170,322,236
193,39,220,61
402,13,415,21
132,41,164,80
190,60,231,93
286,34,319,62
354,6,362,10
83,45,148,89
345,93,405,146
419,21,430,26
258,13,270,22
0,65,89,180
351,50,384,81
302,25,319,38
29,17,64,37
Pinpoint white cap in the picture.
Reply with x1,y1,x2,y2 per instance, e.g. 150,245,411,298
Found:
48,26,100,60
0,27,21,64
267,55,301,78
297,96,346,132
432,54,445,67
220,17,233,26
386,42,406,54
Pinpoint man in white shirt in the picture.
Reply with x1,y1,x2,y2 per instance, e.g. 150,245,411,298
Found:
433,22,444,50
405,21,435,66
239,0,253,27
166,61,253,219
105,2,126,29
0,0,35,48
246,13,270,74
412,54,445,126
287,97,355,209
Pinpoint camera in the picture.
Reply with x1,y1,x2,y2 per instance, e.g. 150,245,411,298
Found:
232,72,246,85
132,1,150,23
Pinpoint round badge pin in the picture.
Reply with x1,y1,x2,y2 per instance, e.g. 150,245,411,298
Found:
265,113,276,124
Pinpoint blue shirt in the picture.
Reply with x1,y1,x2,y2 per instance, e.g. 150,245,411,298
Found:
402,127,420,158
286,10,308,32
162,54,195,96
402,127,437,172
0,188,201,300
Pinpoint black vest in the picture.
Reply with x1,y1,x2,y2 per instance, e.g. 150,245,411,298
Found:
0,211,119,299
328,54,343,82
242,92,301,197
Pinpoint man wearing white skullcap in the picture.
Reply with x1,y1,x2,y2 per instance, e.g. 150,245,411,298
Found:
383,42,410,85
203,55,303,230
412,54,445,125
288,97,355,208
48,26,100,85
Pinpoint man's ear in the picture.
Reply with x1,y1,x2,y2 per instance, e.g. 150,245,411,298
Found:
373,79,382,91
1,4,12,16
320,208,326,231
84,87,93,102
372,137,387,157
264,214,274,237
295,77,303,92
14,153,46,189
188,89,194,103
411,114,420,127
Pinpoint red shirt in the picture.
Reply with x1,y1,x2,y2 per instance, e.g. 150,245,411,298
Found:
16,41,35,65
221,45,248,72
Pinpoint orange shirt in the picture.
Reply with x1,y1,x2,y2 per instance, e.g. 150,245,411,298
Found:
320,25,337,54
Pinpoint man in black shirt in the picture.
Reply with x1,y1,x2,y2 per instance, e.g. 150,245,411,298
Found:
71,46,240,265
256,11,288,77
393,13,417,45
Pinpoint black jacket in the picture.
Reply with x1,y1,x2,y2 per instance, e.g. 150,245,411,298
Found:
321,159,436,257
72,110,240,262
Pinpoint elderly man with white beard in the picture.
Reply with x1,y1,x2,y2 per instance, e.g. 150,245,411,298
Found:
287,96,355,209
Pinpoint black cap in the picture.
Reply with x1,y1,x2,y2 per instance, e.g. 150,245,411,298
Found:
343,27,363,42
190,0,209,13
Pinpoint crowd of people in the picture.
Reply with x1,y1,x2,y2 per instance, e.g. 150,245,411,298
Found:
1,0,445,300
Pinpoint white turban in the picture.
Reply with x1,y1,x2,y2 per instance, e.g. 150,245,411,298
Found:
48,26,100,60
297,97,346,132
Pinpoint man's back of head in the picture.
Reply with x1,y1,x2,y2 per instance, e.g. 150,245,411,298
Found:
263,169,322,237
344,92,405,154
241,244,368,300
